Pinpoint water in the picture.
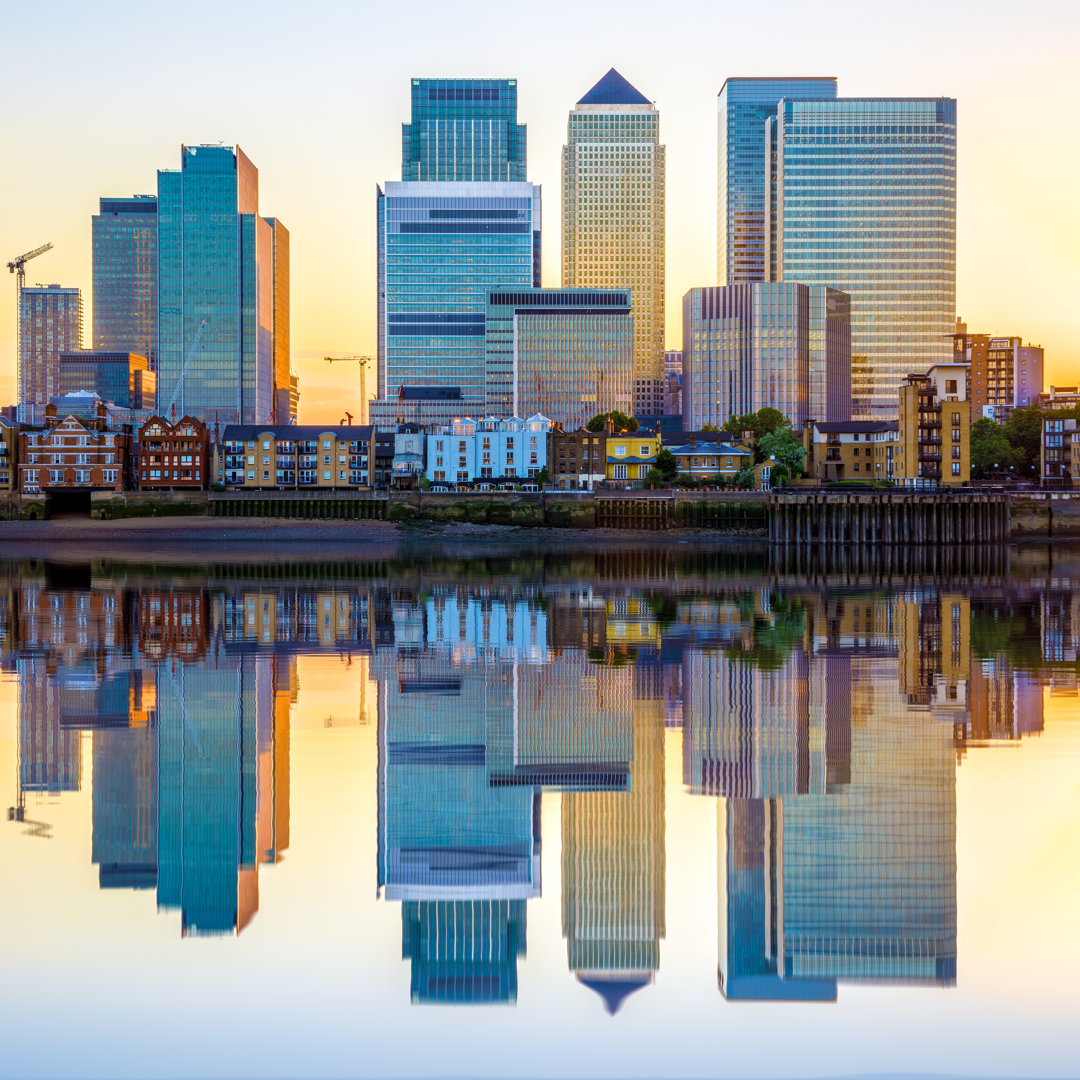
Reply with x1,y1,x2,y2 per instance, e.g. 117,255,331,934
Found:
1,541,1077,1079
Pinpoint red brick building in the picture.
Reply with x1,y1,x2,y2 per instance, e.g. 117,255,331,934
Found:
136,415,210,489
18,402,131,494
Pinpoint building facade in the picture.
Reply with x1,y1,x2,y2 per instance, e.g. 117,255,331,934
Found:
1041,416,1078,488
265,218,292,422
18,402,131,494
136,415,210,489
606,430,660,487
91,195,157,365
549,427,607,491
59,351,155,411
953,320,1043,420
220,425,375,489
0,416,17,494
19,285,83,423
425,415,550,486
801,421,899,483
391,426,425,488
681,283,851,431
485,287,633,427
716,77,837,285
402,78,527,182
562,69,665,417
765,96,957,420
895,364,969,487
156,145,288,427
664,438,752,481
376,181,542,414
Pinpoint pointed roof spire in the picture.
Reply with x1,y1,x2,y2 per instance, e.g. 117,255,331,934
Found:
577,68,651,106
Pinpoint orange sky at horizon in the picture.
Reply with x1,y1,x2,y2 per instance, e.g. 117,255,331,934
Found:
1,0,1077,424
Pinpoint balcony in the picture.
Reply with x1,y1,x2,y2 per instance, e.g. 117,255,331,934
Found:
825,450,842,462
919,417,942,429
920,450,942,462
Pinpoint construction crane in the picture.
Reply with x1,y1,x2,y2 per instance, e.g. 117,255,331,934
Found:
324,355,372,424
166,319,208,419
340,411,354,425
7,242,54,416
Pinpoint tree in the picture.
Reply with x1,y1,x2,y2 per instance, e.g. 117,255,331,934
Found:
701,422,720,433
756,425,806,475
586,410,638,433
535,465,550,485
970,417,1020,479
655,447,677,479
734,464,755,490
1004,406,1043,477
644,467,666,488
725,407,788,442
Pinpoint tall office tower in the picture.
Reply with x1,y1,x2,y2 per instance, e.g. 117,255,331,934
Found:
562,69,665,418
764,97,957,419
716,78,837,285
375,181,541,417
484,287,633,425
59,350,155,410
402,78,527,182
156,145,289,426
91,195,157,365
18,285,83,422
681,282,851,430
265,218,292,422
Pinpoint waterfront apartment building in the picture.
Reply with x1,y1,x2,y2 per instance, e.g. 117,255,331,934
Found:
681,283,851,430
375,181,542,417
895,364,970,487
59,351,156,411
801,421,899,484
953,319,1043,420
548,427,608,491
136,415,210,489
220,424,375,489
663,438,752,481
156,145,289,427
17,401,131,495
92,196,157,365
485,287,633,427
402,78,527,182
562,69,665,417
19,285,83,423
763,94,956,419
716,77,838,285
0,416,16,494
1039,385,1080,411
425,414,551,486
1041,416,1078,488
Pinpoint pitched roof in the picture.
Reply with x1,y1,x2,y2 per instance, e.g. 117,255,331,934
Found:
221,424,374,442
578,68,651,106
812,421,899,434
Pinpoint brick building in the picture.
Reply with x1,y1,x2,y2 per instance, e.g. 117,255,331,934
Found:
220,424,376,489
18,401,131,494
136,415,210,489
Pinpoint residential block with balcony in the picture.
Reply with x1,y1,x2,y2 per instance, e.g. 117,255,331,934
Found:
137,415,210,489
895,364,970,487
1041,417,1078,488
802,421,899,483
425,415,551,487
219,424,376,490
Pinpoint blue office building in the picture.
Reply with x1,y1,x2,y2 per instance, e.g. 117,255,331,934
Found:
402,78,526,182
156,145,287,425
376,181,541,411
717,78,837,285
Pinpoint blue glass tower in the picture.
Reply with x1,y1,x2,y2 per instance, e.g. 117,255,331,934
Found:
402,78,526,182
156,145,286,425
716,78,837,285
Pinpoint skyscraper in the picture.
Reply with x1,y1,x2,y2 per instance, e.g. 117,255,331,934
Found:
18,285,82,422
156,145,289,426
562,69,665,418
91,195,157,365
716,78,837,285
765,96,957,419
402,78,526,182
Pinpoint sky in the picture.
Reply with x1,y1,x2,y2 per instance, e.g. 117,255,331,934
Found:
1,0,1078,423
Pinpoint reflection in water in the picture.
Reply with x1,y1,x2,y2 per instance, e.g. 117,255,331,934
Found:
0,548,1073,1012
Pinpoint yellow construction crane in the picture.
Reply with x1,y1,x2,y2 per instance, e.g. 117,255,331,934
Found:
7,242,54,416
323,355,373,424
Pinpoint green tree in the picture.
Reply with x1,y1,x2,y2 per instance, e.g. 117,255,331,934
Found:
656,447,677,479
644,467,666,488
1004,405,1043,477
535,465,550,485
701,422,720,433
734,464,755,490
586,410,638,433
725,407,788,441
756,425,806,475
970,417,1020,479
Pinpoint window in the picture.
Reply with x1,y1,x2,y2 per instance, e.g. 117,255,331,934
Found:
854,463,859,472
263,470,270,480
946,380,958,394
323,470,330,480
262,455,269,465
615,445,626,457
339,471,346,481
952,429,961,443
50,469,64,484
323,455,330,464
613,463,627,479
952,463,961,476
247,471,255,480
638,464,648,479
248,455,255,465
951,412,960,424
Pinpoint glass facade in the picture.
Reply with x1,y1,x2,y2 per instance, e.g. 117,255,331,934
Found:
562,70,665,417
19,285,83,422
157,145,285,426
716,78,837,286
377,181,542,409
402,78,526,182
484,287,633,426
767,97,957,419
682,282,850,430
92,196,157,366
58,350,155,410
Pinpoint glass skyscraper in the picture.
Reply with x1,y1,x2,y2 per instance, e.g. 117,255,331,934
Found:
18,285,83,422
716,78,837,286
402,78,526,182
92,195,157,365
562,69,666,418
156,145,288,426
484,287,633,426
766,97,957,419
681,282,851,430
376,181,541,410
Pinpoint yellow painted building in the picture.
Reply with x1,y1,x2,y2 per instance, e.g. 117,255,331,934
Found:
220,424,375,489
895,364,970,487
605,431,660,487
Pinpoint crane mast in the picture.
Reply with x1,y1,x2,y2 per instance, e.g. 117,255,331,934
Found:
7,242,54,420
323,355,372,424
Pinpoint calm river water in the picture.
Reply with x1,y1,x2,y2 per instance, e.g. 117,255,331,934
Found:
1,541,1077,1079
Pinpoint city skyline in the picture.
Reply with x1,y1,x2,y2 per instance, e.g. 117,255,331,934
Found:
1,0,1077,422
